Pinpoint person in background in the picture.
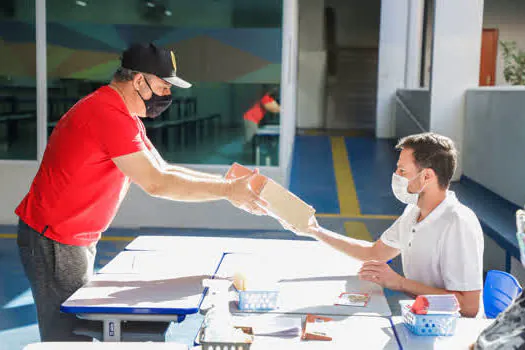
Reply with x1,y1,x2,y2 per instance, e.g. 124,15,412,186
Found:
243,87,280,144
285,133,484,317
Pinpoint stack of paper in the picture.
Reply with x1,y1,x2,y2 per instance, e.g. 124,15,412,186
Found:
410,294,460,315
225,163,316,232
233,316,301,338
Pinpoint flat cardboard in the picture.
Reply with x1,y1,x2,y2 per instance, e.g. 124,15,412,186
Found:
225,163,315,232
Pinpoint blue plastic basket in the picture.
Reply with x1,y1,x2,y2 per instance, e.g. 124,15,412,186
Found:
238,290,279,311
400,301,459,336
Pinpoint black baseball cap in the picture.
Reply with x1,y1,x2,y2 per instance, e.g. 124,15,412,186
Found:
121,43,191,89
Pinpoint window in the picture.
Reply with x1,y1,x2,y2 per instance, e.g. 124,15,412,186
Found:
0,0,37,160
46,0,283,166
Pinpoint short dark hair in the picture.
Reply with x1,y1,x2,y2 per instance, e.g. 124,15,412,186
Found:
396,132,457,189
113,67,139,82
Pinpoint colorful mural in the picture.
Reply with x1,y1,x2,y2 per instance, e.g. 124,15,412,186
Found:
0,20,282,83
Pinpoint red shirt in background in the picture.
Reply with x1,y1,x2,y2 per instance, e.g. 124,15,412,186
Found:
243,94,275,124
15,86,152,246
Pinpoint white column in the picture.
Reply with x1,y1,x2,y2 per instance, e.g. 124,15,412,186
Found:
375,0,409,138
405,0,425,88
36,0,47,162
280,0,299,187
297,0,326,129
429,0,484,180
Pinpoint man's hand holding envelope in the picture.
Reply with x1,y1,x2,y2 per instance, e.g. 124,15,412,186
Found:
225,163,317,234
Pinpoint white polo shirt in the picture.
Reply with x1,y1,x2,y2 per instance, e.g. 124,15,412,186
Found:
380,191,484,291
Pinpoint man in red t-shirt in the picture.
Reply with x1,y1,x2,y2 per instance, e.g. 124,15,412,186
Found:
243,90,280,144
15,43,266,341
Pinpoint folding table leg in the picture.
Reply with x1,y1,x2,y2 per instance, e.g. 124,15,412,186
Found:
103,319,121,342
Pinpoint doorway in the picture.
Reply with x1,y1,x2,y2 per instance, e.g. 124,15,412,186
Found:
479,28,498,86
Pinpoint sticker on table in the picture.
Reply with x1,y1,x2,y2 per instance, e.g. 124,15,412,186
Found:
335,292,370,307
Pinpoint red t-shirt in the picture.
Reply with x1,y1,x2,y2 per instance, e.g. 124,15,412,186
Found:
15,86,152,246
243,94,275,124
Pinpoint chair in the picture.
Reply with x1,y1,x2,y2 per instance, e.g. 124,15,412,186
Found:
483,270,522,319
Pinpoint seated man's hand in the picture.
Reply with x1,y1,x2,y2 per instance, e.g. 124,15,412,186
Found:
277,215,319,238
227,171,268,216
358,260,404,290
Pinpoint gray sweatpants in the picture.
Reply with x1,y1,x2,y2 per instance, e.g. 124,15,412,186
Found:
17,219,96,341
244,119,258,144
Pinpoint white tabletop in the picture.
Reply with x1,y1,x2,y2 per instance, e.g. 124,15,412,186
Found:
62,270,209,316
62,237,330,318
125,236,322,256
214,252,392,317
24,343,188,350
63,245,226,316
392,316,493,350
98,250,223,276
197,314,399,350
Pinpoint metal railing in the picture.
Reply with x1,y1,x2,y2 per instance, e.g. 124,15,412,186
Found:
395,94,426,133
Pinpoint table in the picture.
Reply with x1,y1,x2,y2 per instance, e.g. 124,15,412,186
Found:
62,249,223,342
98,250,223,276
125,235,321,256
392,316,493,349
65,236,394,344
23,343,189,350
214,252,392,317
253,125,280,166
196,314,399,349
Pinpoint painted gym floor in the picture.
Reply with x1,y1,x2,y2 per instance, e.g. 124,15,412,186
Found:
0,134,404,349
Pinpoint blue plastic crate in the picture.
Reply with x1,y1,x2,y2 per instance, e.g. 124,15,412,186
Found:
238,290,279,311
400,301,459,336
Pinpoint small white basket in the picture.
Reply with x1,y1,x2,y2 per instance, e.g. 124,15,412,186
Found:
237,290,279,311
400,301,459,336
198,326,253,350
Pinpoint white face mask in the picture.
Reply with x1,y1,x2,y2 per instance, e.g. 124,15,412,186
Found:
391,172,426,205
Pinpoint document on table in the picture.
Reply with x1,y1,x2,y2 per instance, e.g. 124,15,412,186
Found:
232,315,301,338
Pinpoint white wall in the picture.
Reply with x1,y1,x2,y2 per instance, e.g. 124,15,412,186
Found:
375,0,409,138
297,52,326,129
296,0,326,129
405,0,424,89
429,0,484,180
483,0,525,86
0,162,38,224
463,87,525,207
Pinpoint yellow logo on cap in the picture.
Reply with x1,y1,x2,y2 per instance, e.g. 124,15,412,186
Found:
170,51,177,72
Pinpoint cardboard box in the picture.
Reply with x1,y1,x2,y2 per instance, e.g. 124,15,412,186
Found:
225,163,315,232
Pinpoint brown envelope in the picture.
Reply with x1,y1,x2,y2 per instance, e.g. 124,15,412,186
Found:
225,163,315,232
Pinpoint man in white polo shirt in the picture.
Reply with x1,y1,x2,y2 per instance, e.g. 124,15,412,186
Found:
297,133,484,317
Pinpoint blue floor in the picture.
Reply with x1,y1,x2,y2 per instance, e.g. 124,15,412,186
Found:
344,137,405,216
289,136,340,214
0,135,461,349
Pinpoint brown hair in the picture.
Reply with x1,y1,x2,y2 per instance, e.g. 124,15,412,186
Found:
396,132,457,189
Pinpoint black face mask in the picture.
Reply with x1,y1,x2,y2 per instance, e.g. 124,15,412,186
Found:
137,78,172,118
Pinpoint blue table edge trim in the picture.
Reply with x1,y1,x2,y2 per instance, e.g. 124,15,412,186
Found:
60,304,198,316
389,317,403,350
